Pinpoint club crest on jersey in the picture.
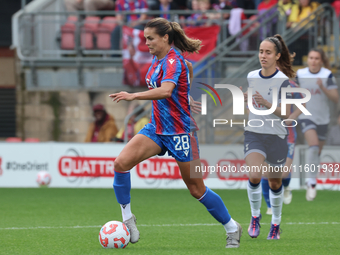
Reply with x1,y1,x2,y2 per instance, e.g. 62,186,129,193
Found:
168,59,175,65
146,78,157,89
155,64,161,74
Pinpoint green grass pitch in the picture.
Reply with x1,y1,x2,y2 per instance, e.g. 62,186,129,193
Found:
1,188,340,254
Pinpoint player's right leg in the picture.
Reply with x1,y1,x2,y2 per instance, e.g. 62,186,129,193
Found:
246,152,265,238
303,129,320,201
177,158,242,248
282,157,293,204
113,131,163,244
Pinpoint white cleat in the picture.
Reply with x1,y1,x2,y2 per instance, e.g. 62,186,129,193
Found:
306,185,317,201
266,207,272,215
123,214,140,243
283,186,293,204
226,221,242,248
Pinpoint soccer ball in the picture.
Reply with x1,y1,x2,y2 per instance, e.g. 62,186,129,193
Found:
99,221,130,249
36,171,51,186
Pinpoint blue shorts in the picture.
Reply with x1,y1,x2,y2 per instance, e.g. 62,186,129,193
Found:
138,123,200,162
244,131,288,167
299,119,328,141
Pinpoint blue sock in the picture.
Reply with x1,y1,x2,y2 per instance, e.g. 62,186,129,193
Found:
261,178,271,208
282,173,291,187
198,186,231,225
113,171,131,205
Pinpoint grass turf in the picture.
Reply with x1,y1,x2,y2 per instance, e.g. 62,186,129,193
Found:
1,188,340,254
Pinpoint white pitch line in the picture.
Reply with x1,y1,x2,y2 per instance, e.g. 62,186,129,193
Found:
0,222,339,230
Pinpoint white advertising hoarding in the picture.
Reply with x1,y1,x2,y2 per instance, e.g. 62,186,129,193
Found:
0,143,339,189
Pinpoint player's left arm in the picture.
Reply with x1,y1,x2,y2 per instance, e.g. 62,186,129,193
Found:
317,76,339,104
184,59,201,114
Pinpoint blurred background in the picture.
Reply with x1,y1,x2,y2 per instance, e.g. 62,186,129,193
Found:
0,0,338,144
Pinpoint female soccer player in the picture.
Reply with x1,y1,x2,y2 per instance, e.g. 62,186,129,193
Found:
109,17,242,248
262,78,305,214
296,48,339,201
243,34,295,240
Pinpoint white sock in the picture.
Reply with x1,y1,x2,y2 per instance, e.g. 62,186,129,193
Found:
247,181,262,217
120,203,132,222
223,218,238,233
270,187,283,225
307,178,317,186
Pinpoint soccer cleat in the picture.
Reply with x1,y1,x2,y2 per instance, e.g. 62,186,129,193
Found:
226,221,243,248
247,214,261,238
266,207,272,215
306,185,317,201
123,214,140,243
267,223,281,240
283,186,293,204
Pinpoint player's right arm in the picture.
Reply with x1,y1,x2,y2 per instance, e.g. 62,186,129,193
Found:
109,82,176,102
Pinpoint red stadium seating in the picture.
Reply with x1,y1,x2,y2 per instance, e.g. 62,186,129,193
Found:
60,16,78,50
6,137,22,142
96,17,117,49
81,16,100,49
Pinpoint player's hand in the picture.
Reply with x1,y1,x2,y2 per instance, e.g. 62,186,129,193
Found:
109,92,135,103
240,86,248,102
285,119,293,125
189,95,201,114
317,78,324,89
253,91,268,107
185,60,193,84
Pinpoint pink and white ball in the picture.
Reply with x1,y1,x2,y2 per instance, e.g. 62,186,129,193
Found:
99,221,130,249
36,171,51,186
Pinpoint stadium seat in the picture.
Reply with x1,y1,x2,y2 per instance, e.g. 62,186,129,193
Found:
81,16,100,49
6,137,22,142
60,16,78,50
25,138,40,142
96,17,117,49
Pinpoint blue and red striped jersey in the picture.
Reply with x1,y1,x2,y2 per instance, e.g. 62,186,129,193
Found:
145,48,197,135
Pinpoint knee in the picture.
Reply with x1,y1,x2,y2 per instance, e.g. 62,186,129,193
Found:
249,178,261,185
268,179,282,190
188,185,205,199
114,158,127,172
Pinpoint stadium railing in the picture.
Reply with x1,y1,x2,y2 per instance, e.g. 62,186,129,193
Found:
194,3,340,144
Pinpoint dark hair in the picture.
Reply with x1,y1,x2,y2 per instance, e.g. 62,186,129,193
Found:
308,48,331,69
264,34,296,79
145,17,201,53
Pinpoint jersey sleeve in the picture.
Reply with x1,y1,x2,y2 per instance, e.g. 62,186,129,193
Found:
161,58,182,86
278,79,292,103
326,73,338,90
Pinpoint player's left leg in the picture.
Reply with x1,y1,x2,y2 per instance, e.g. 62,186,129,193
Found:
177,158,242,248
282,157,293,204
267,168,283,240
266,135,287,240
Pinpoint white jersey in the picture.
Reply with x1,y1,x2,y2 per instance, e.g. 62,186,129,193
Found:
245,69,291,138
297,67,337,125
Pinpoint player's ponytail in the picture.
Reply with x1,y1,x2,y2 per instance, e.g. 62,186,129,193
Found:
145,18,201,53
170,21,201,53
264,34,295,79
309,48,331,70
